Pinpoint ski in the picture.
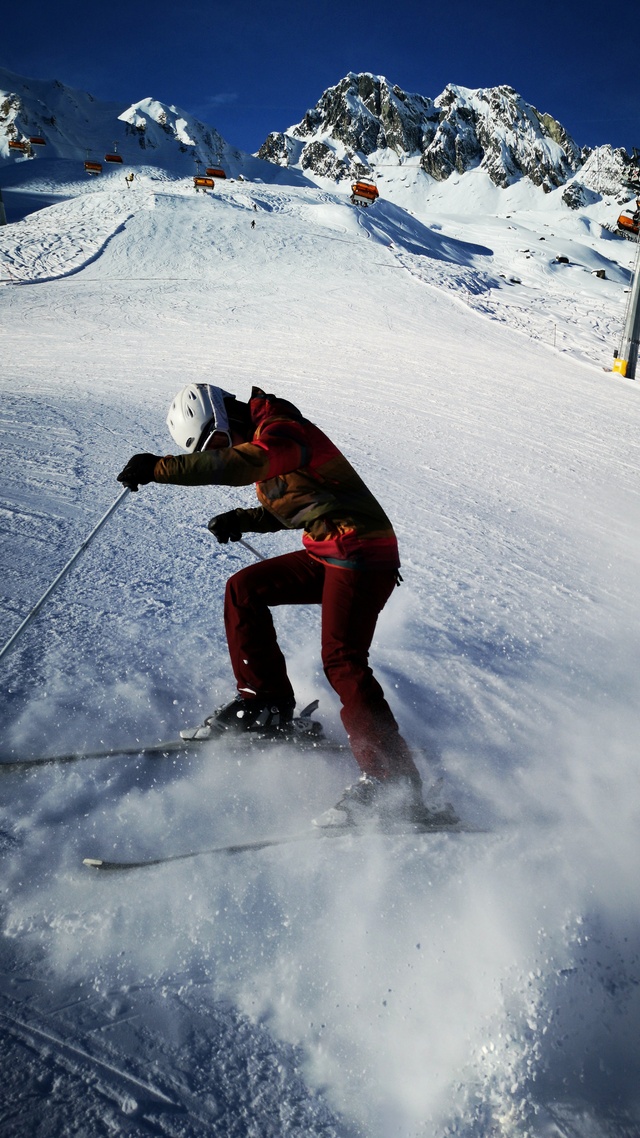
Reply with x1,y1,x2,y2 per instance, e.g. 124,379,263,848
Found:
0,732,341,772
0,737,193,772
83,820,487,872
0,702,342,772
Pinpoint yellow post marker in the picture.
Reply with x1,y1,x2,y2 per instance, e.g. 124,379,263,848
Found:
613,217,640,379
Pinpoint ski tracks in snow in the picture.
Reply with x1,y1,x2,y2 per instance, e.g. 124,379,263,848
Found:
0,978,350,1137
0,191,135,285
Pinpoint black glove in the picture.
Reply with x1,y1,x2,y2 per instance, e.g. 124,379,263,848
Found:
208,510,244,543
117,453,160,492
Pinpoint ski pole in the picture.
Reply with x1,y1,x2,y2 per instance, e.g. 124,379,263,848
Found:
237,538,266,561
0,487,130,664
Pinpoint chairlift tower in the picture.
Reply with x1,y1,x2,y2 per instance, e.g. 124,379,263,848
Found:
613,170,640,380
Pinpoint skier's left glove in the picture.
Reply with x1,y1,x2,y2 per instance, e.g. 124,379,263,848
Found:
208,510,244,543
117,453,160,492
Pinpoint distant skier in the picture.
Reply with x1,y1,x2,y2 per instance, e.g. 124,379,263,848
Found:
251,219,256,229
117,384,440,828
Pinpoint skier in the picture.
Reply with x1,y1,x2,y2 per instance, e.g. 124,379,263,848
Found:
117,383,435,828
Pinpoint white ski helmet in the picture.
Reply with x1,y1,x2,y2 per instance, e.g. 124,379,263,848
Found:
166,383,233,452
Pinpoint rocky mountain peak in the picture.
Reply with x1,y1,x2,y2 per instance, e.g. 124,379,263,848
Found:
258,72,438,179
561,144,640,209
258,72,585,192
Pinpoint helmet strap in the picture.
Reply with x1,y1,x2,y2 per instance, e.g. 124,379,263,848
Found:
199,427,232,451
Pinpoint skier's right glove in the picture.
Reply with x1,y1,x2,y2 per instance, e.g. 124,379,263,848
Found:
117,453,160,492
208,510,244,544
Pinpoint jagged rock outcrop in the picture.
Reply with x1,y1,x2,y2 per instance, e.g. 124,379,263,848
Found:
574,144,638,199
295,72,438,157
258,72,595,193
259,74,439,180
424,84,582,189
561,145,640,209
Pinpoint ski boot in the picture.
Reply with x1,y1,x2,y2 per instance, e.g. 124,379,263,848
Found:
313,774,459,830
180,696,295,741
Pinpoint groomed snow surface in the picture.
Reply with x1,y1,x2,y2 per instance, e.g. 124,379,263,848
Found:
1,171,639,1138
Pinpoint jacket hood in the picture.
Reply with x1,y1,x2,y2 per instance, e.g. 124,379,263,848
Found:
249,387,305,429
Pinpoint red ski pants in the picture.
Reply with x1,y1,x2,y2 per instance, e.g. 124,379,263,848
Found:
223,550,420,784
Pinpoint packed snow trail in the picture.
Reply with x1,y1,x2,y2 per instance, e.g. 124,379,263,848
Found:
0,180,639,1137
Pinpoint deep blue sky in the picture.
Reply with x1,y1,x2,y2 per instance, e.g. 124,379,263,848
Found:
3,0,638,155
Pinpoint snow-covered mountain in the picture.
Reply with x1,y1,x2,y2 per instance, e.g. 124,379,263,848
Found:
561,143,639,209
0,66,306,185
258,71,636,203
3,65,638,211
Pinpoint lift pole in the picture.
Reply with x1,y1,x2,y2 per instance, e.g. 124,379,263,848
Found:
613,188,640,380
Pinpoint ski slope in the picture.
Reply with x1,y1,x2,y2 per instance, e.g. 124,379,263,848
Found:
0,174,639,1138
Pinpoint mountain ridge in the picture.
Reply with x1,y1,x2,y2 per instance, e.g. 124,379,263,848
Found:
1,65,637,209
257,72,636,205
0,65,305,187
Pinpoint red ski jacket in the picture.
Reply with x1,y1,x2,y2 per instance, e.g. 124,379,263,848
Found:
153,388,400,570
